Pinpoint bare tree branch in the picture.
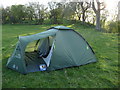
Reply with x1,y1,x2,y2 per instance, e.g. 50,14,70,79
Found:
100,2,106,10
92,0,97,13
85,2,91,11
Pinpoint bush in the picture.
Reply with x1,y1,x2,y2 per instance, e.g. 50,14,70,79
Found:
108,21,119,33
43,19,51,25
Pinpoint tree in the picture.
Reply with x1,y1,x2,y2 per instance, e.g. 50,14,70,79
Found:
101,9,109,28
34,2,47,24
26,2,47,25
74,2,82,20
63,2,79,21
92,0,106,31
26,2,35,21
11,5,27,23
1,7,7,24
48,2,64,24
108,21,118,33
1,6,11,24
79,1,91,23
85,8,96,25
63,1,91,23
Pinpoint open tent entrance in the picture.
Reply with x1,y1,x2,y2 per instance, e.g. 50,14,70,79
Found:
25,36,55,72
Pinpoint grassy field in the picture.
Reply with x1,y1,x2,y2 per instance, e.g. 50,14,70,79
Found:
2,24,119,88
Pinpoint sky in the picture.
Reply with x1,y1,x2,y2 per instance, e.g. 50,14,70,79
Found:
103,0,119,20
0,0,120,20
104,0,119,12
1,0,119,9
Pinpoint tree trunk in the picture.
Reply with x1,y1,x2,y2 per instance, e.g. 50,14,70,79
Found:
92,17,95,25
78,16,81,20
30,17,33,21
82,11,85,23
92,0,105,31
95,11,101,30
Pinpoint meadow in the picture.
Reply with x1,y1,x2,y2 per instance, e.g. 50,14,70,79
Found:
2,24,119,88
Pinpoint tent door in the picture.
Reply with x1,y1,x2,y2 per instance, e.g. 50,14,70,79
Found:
37,37,50,57
42,40,55,67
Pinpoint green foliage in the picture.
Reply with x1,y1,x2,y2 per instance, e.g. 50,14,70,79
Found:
43,19,51,25
2,24,119,88
2,7,11,24
108,21,119,33
21,20,37,25
2,3,47,25
1,2,117,33
48,2,64,24
10,5,27,24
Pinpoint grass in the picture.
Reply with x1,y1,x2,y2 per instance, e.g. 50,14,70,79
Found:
2,24,119,88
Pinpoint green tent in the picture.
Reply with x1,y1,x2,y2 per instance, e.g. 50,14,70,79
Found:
6,26,97,74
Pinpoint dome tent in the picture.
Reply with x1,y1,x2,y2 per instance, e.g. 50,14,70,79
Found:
6,26,97,74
